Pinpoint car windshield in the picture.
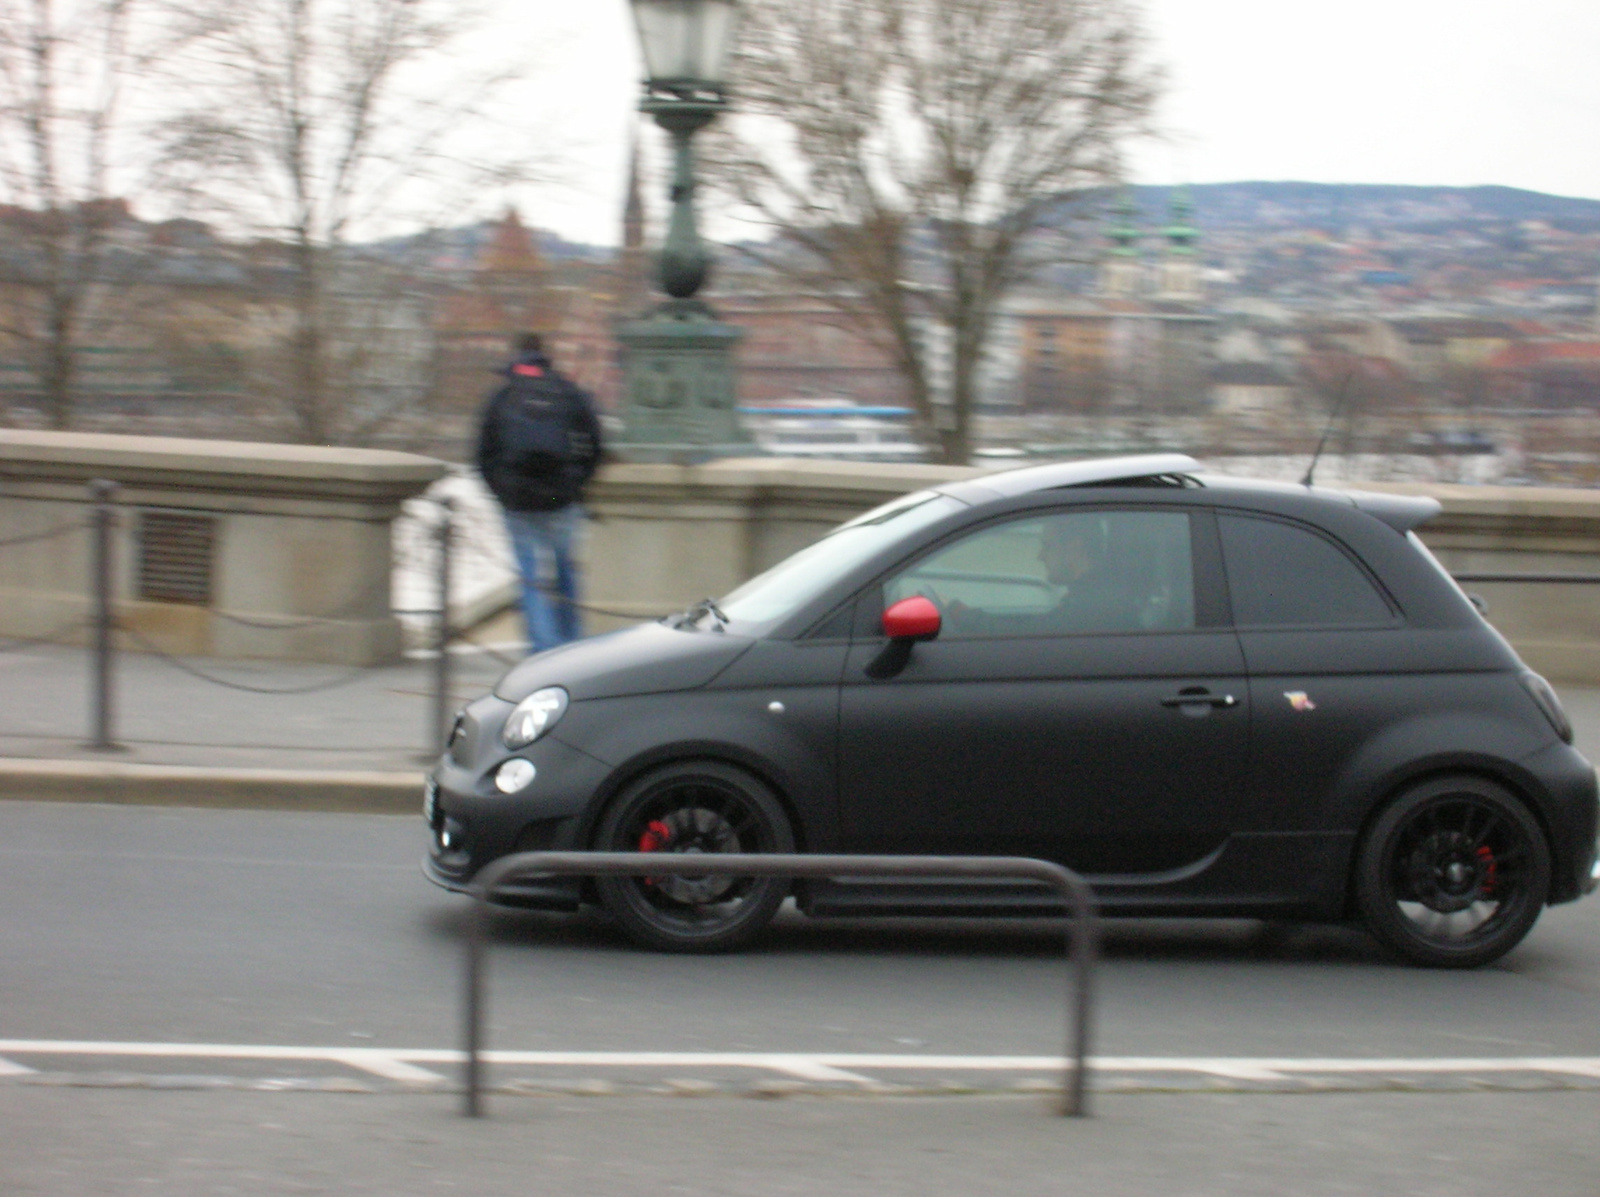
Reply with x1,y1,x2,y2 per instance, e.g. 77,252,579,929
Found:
709,490,967,631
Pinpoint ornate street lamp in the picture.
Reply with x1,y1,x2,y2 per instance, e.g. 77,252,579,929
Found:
616,0,750,456
631,0,736,300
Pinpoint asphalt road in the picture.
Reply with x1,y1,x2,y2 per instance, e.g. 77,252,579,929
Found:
4,801,1600,1195
2,801,1597,1063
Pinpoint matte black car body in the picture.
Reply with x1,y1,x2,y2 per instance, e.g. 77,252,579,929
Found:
426,455,1599,959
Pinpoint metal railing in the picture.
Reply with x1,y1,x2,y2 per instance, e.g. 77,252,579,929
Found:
463,851,1099,1119
0,480,481,756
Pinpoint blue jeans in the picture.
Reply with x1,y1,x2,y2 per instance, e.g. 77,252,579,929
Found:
503,504,584,653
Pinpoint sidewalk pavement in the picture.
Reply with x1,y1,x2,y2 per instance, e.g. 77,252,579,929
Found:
0,641,517,810
5,1084,1599,1197
4,639,1600,812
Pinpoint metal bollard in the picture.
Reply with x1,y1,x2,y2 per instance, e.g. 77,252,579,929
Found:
463,852,1100,1120
430,497,455,757
87,479,120,751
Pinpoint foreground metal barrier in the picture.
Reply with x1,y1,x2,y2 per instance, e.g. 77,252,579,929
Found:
464,851,1099,1118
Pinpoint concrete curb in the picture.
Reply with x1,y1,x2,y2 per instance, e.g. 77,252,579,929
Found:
0,757,423,814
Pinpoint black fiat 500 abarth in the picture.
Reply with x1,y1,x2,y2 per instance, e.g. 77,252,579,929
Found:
425,454,1600,966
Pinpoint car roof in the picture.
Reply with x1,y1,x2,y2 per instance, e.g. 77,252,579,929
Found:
937,453,1442,533
940,454,1202,500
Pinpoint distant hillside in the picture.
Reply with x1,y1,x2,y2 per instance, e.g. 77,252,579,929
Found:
369,221,611,267
363,182,1600,268
1131,182,1600,233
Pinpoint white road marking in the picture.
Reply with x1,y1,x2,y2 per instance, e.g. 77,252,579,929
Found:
752,1056,874,1084
328,1051,447,1083
2,1042,1599,1084
1177,1062,1288,1082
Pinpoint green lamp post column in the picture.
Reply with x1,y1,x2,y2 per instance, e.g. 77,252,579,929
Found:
617,0,750,458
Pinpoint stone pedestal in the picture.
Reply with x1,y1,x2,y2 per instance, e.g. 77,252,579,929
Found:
615,301,750,458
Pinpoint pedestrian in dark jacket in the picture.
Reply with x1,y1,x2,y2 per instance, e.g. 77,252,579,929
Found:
475,333,603,653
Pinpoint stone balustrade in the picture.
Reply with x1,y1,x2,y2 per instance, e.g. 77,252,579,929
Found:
0,430,448,664
5,434,1600,682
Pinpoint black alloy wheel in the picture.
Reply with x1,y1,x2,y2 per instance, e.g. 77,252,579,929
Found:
594,760,795,952
1356,775,1551,968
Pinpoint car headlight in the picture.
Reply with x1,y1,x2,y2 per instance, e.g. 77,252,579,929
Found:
502,687,569,750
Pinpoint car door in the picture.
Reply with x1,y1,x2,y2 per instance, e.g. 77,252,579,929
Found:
1218,511,1417,837
837,504,1250,876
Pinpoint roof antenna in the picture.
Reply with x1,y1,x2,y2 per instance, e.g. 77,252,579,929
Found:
1302,371,1355,488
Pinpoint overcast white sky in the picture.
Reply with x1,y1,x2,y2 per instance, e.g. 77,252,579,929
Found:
503,0,1600,246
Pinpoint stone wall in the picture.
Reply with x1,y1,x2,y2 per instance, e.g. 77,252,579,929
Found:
0,430,447,664
583,458,980,624
8,435,1600,684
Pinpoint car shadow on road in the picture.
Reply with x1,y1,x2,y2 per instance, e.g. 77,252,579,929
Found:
425,900,1392,966
759,912,1389,966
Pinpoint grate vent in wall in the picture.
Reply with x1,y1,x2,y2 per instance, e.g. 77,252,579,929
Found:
138,512,215,605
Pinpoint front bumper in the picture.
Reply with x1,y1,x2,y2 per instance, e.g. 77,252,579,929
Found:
422,710,613,910
421,852,584,909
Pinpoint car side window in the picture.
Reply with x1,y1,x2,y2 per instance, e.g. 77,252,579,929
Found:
1219,514,1394,627
883,509,1195,638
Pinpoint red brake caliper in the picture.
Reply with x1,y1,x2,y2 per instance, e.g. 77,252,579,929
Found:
1476,845,1497,897
638,819,672,887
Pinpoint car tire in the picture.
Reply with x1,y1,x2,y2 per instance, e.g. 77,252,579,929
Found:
1355,775,1550,968
593,760,794,953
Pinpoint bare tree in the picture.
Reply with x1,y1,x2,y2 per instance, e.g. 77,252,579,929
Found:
0,0,154,427
155,0,539,445
706,0,1159,463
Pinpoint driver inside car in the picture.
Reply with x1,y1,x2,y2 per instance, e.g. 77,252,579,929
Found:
939,516,1142,637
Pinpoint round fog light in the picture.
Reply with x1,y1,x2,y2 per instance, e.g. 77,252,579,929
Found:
494,759,537,794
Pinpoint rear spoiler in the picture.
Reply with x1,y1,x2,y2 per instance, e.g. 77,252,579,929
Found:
1344,490,1443,533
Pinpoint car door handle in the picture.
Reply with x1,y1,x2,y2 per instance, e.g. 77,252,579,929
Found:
1160,690,1238,709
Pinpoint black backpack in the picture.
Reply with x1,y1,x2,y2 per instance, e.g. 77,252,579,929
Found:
486,372,586,511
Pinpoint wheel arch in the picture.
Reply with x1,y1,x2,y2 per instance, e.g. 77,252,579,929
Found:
576,742,813,854
1341,760,1555,919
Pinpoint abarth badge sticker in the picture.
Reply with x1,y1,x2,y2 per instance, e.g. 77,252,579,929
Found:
1284,691,1317,712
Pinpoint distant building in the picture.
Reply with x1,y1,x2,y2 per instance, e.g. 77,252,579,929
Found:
616,138,651,321
431,207,567,415
1210,360,1296,418
1017,189,1216,415
711,291,907,408
1373,318,1523,382
1154,188,1205,304
1488,341,1600,412
1098,190,1144,299
1009,297,1115,414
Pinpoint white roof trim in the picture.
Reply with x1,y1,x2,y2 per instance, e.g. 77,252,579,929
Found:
962,454,1203,497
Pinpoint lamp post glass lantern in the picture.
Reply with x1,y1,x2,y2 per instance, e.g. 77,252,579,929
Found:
617,0,749,457
631,0,738,96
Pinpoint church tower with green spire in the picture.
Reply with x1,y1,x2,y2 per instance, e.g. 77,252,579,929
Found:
1156,186,1204,303
1098,189,1145,298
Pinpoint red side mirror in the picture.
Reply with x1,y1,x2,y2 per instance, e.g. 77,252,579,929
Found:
883,595,942,641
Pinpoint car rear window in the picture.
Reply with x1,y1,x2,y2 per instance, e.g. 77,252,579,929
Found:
1219,514,1394,627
